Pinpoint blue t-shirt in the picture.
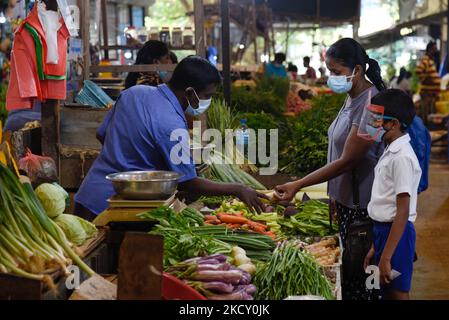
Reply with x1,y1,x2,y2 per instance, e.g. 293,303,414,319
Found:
265,62,288,78
74,84,197,215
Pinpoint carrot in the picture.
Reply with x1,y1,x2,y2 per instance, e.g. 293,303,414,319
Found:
217,213,249,224
263,231,276,239
247,221,268,230
205,215,219,221
226,224,241,230
251,225,267,234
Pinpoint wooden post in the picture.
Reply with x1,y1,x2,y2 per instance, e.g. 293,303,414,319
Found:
194,0,206,57
117,233,163,300
252,0,258,64
41,100,60,181
285,18,290,58
101,0,109,60
79,0,91,81
221,0,231,106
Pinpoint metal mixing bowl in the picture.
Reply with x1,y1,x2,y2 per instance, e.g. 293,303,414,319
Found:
106,171,183,200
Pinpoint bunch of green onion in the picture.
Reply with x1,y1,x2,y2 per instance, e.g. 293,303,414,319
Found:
0,165,94,286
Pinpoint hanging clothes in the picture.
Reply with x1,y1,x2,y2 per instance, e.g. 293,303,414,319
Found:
6,3,70,111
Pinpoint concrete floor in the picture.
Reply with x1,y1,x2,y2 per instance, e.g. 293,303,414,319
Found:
411,164,449,300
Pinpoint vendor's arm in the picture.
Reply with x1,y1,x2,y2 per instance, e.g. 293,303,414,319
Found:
179,178,267,213
275,126,373,200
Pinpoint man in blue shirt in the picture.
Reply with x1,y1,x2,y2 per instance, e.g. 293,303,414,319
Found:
75,56,267,220
265,53,288,78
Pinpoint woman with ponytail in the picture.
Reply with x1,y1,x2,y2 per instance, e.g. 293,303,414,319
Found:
124,40,171,90
275,38,386,300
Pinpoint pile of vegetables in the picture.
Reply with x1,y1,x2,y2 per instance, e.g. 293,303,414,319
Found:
35,183,97,246
0,165,94,284
253,241,334,300
138,207,232,267
279,200,338,237
207,99,238,139
207,151,266,190
168,254,256,300
192,226,275,262
216,200,281,237
204,212,276,239
280,93,345,176
305,237,341,267
231,246,256,275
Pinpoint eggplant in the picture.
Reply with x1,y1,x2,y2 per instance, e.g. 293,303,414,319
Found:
197,263,231,272
283,206,299,217
239,271,252,285
208,289,245,301
191,270,243,285
278,200,295,207
265,205,275,213
202,281,234,294
236,284,257,295
197,259,221,265
206,254,228,263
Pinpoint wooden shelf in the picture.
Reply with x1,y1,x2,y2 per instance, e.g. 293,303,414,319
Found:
90,63,177,74
100,44,196,51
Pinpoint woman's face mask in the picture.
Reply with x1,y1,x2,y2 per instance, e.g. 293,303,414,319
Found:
327,69,356,93
185,88,212,117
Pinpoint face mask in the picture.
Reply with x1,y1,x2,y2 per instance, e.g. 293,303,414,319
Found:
186,89,212,117
365,125,386,143
327,69,355,93
158,71,169,80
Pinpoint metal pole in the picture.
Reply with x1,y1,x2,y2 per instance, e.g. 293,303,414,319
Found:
221,0,231,106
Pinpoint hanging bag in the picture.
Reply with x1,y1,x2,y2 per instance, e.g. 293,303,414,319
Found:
342,172,373,281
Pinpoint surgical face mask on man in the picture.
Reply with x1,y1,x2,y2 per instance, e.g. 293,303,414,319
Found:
327,69,356,93
185,88,212,117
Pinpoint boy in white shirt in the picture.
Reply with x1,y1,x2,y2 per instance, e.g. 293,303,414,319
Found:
364,89,422,300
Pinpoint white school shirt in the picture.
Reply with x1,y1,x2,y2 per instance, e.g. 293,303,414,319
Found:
368,134,422,223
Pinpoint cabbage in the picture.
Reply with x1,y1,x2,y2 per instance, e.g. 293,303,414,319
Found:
76,216,97,238
55,214,87,246
35,183,67,218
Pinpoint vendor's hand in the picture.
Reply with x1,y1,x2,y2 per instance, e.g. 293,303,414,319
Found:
274,181,300,202
236,185,268,214
379,257,392,285
364,245,375,271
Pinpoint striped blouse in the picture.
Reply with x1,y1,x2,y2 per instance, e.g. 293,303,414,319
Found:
415,54,441,94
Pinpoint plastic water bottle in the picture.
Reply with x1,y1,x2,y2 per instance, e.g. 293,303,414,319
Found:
235,119,250,155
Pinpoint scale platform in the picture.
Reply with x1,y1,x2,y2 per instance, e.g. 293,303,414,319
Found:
94,193,186,227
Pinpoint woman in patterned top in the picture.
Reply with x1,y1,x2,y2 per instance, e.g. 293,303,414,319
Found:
124,40,171,89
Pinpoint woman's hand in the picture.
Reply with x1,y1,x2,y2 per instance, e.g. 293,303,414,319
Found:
379,257,392,285
364,245,375,271
274,181,301,202
236,185,268,214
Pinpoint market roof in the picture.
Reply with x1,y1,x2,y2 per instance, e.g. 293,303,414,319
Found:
256,0,360,23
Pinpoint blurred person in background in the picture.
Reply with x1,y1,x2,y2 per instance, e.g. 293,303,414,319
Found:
265,52,288,78
390,67,412,96
287,62,298,81
303,56,317,81
124,40,171,89
415,41,441,125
